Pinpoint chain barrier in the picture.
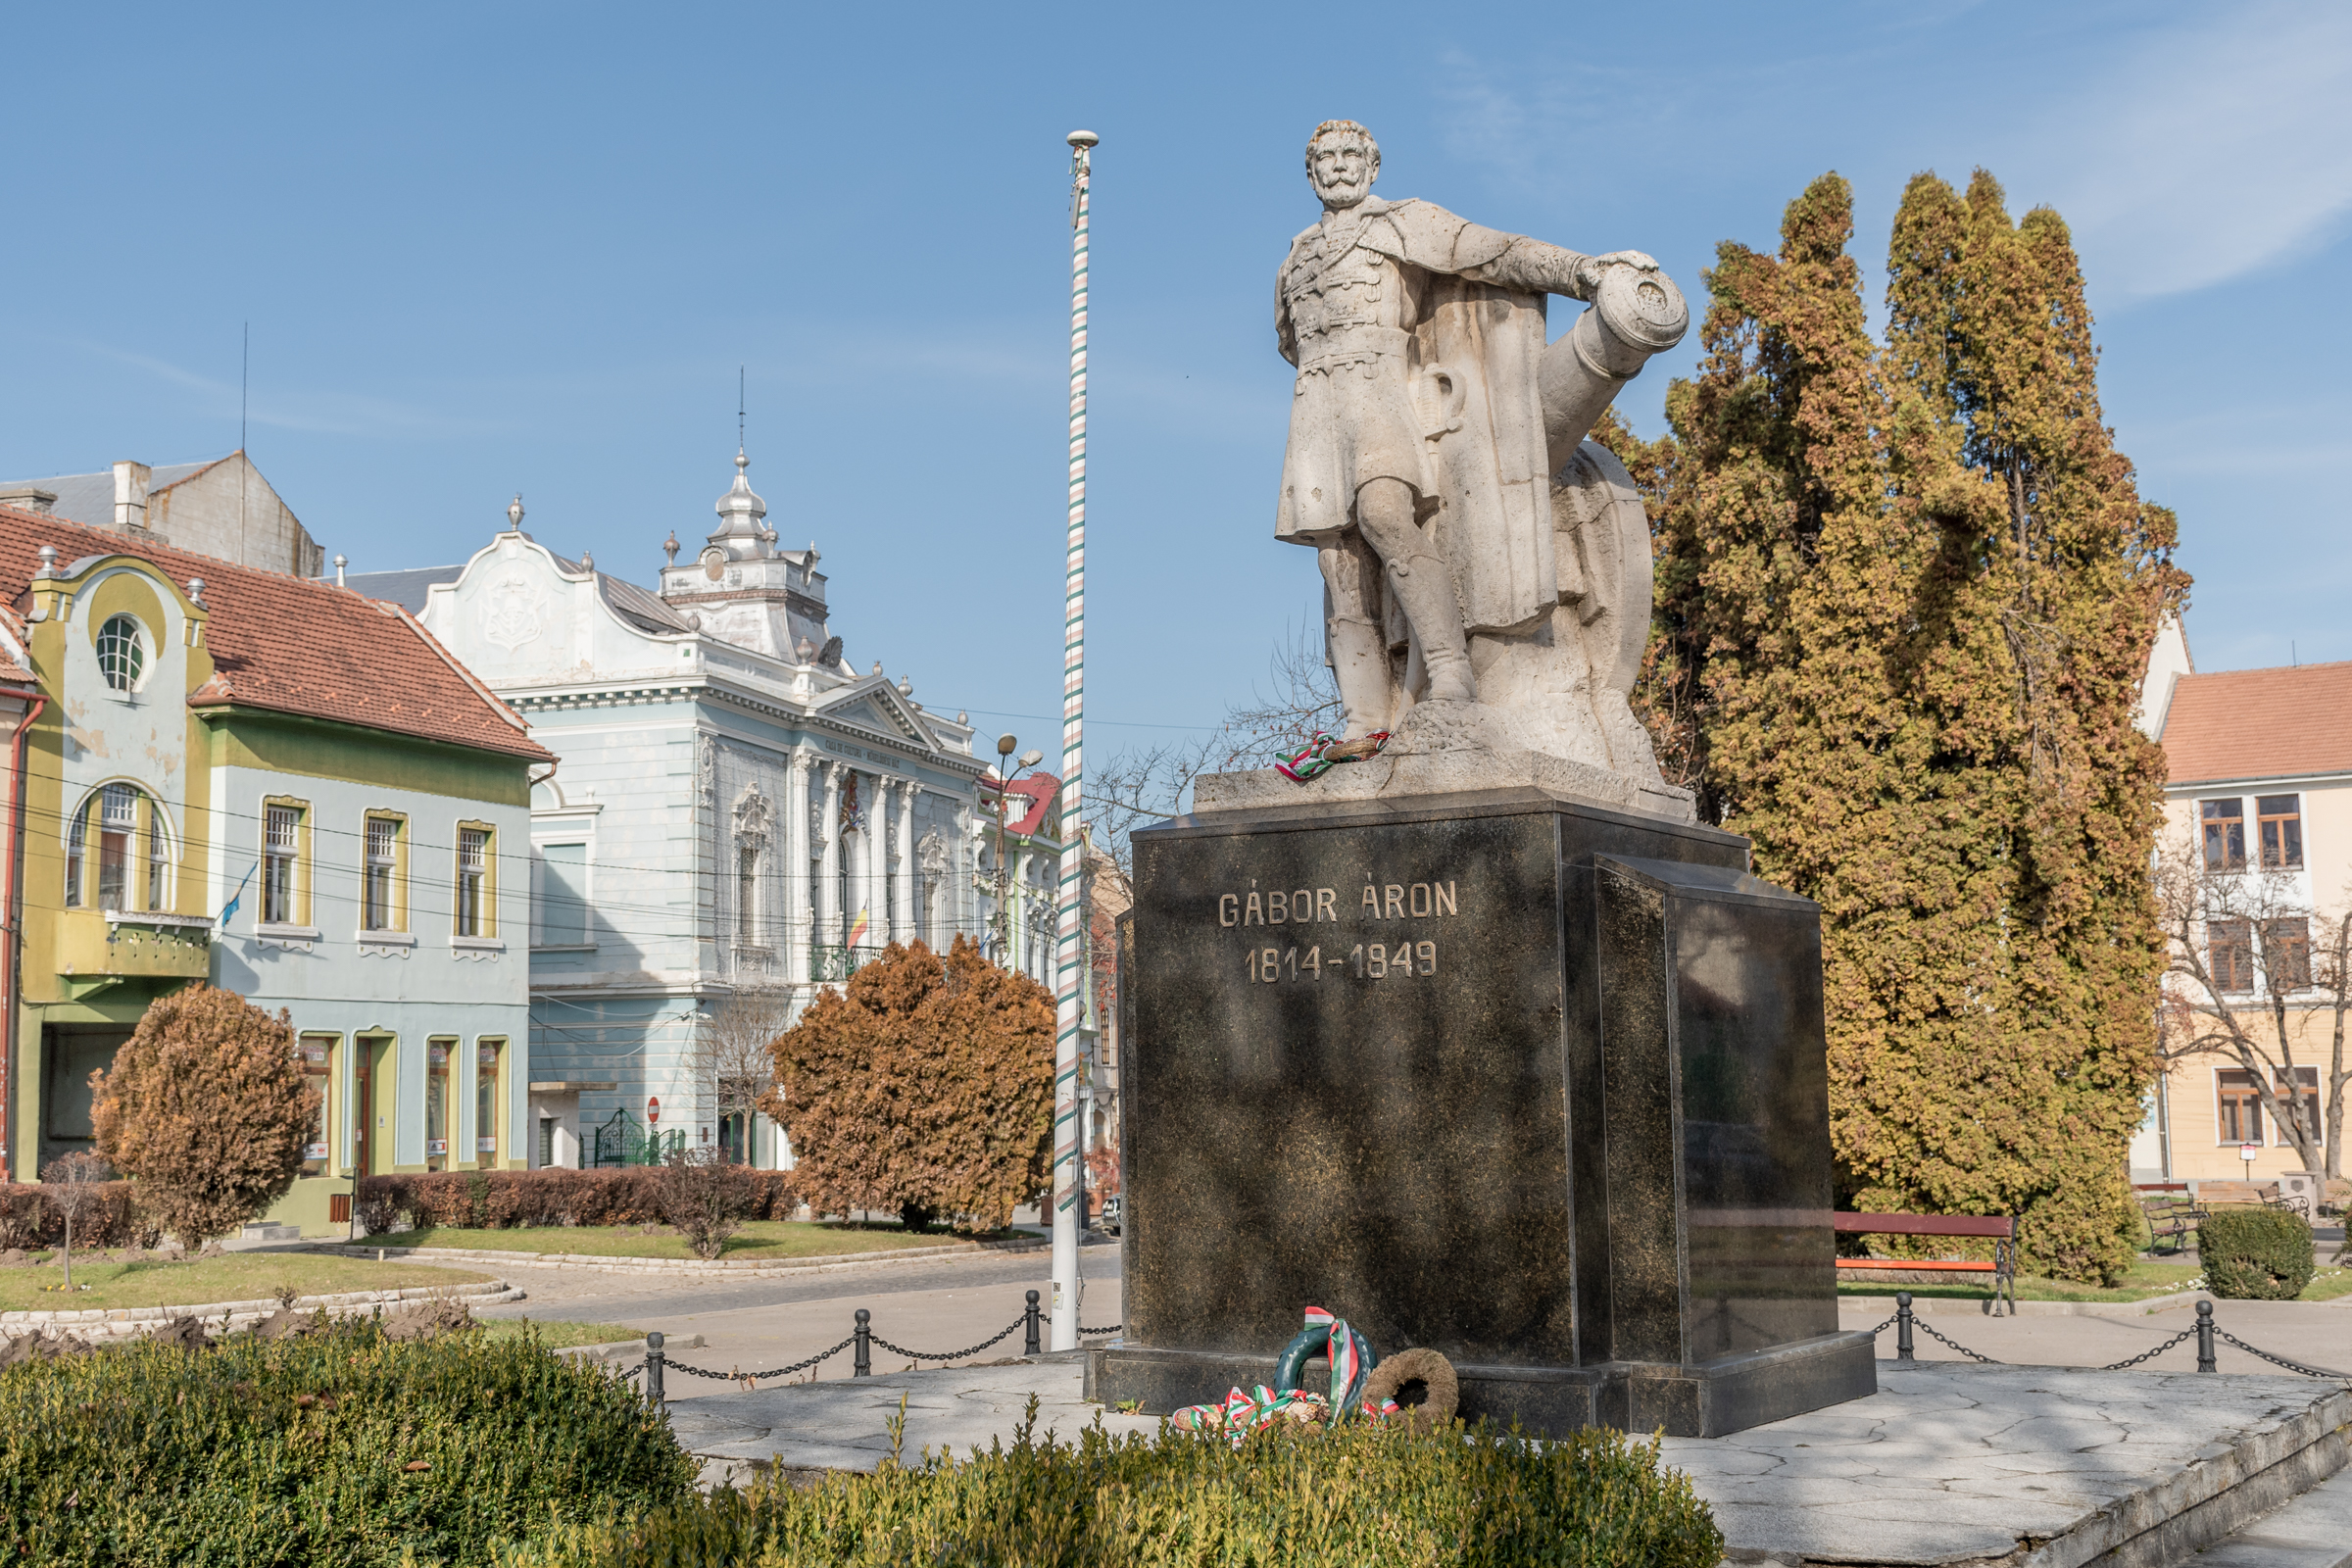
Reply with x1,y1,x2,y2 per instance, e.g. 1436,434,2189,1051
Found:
1868,1292,2348,1382
2094,1327,2199,1373
2213,1329,2351,1381
869,1317,1026,1364
1079,1324,1123,1336
1906,1315,1999,1365
661,1334,860,1386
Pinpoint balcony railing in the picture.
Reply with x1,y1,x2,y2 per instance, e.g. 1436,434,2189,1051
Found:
811,944,886,982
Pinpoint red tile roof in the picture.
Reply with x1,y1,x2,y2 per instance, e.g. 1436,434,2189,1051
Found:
2161,662,2352,785
0,504,551,762
981,771,1061,837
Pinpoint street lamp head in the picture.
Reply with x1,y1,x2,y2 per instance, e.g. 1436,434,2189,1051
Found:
1066,129,1100,149
1018,749,1045,769
997,733,1019,758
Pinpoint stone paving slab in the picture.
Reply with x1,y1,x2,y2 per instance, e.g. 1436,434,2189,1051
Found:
663,1356,1156,1487
660,1358,2350,1567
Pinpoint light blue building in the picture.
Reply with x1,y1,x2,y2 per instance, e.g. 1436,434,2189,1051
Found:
348,460,992,1169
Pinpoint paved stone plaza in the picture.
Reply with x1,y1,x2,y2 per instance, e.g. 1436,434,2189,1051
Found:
662,1357,2351,1567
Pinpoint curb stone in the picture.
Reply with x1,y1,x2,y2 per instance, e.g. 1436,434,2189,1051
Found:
312,1236,1048,1278
1,1279,521,1338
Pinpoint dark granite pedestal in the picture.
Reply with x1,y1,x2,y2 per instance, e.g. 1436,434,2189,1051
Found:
1093,785,1875,1439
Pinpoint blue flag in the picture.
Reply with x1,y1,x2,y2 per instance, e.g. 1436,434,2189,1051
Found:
220,860,258,927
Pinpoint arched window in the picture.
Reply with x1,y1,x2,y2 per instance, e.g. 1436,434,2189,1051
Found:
738,844,762,949
65,783,168,910
95,614,147,692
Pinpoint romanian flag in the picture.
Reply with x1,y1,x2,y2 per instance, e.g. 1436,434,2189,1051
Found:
847,907,870,948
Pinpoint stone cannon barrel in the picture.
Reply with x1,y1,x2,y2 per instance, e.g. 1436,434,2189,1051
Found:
1540,263,1690,475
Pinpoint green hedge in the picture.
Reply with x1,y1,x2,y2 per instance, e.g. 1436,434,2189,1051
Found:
496,1403,1725,1568
2201,1207,2315,1299
359,1167,799,1232
0,1316,694,1566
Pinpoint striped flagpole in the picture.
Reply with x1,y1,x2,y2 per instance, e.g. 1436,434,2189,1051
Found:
1050,127,1098,1352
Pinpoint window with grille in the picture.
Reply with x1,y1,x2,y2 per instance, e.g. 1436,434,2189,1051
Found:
2208,918,2254,993
2217,1068,2265,1144
2257,795,2303,869
456,827,490,937
95,614,145,692
2262,917,2312,992
364,817,399,930
96,784,135,909
2201,798,2246,871
264,805,300,924
145,805,169,910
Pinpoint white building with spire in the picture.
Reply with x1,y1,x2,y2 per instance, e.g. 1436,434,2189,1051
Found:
345,452,997,1168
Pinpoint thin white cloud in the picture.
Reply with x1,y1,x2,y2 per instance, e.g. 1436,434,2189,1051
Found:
69,340,479,439
2026,4,2352,301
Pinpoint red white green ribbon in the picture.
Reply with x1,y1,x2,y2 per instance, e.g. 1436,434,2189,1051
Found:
1276,731,1392,784
1169,1307,1401,1441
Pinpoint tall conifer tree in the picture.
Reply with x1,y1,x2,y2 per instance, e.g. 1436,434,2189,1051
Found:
1617,172,2181,1282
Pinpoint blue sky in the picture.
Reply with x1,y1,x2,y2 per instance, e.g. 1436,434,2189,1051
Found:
3,2,2345,750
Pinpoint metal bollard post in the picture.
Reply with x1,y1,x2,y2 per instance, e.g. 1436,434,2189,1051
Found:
1024,1289,1043,1356
2196,1299,2216,1373
646,1329,666,1407
1895,1293,1915,1362
854,1308,871,1377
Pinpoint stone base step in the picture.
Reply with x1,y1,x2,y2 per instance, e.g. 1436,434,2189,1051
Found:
240,1223,303,1242
2192,1463,2352,1568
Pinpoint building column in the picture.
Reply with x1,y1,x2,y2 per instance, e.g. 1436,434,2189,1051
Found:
785,751,811,988
894,783,918,946
868,778,894,947
817,761,843,950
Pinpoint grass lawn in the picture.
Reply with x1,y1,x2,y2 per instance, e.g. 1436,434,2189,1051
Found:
477,1318,647,1348
0,1252,491,1313
386,1218,1013,1262
1839,1258,2204,1304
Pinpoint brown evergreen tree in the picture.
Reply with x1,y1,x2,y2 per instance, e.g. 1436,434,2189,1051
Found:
89,985,318,1246
1620,172,2181,1282
761,937,1053,1232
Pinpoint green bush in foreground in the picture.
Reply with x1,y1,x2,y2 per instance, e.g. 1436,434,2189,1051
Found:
0,1316,693,1566
498,1401,1724,1568
2201,1206,2316,1299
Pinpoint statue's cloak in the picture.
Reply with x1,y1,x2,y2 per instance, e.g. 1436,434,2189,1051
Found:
1277,197,1557,635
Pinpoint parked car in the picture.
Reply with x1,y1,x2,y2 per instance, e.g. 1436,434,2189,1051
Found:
1099,1194,1123,1236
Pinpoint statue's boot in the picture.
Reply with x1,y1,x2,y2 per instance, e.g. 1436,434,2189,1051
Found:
1327,612,1392,739
1383,551,1478,705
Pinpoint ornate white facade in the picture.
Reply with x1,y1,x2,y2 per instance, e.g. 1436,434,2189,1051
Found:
350,455,995,1166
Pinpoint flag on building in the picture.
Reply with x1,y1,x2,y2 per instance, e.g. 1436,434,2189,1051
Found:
847,906,869,948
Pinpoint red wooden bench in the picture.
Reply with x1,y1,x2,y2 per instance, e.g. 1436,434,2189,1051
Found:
1835,1212,2016,1315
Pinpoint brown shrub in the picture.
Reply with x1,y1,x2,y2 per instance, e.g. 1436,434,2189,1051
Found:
90,986,318,1246
0,1181,156,1250
356,1166,798,1233
658,1147,760,1259
763,937,1052,1232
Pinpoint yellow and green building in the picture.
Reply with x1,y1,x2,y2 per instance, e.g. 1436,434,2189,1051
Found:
0,501,552,1235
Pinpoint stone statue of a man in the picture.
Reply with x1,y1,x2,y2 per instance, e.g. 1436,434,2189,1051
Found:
1276,120,1689,780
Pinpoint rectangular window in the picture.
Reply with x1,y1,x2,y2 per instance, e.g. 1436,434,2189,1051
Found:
538,843,589,945
475,1041,501,1159
364,816,400,931
2257,795,2304,869
97,783,134,909
538,1116,556,1169
2208,918,2255,993
264,805,300,924
2218,1068,2266,1145
2201,798,2246,872
425,1039,452,1162
456,827,491,938
2276,1065,2322,1150
300,1036,334,1170
144,802,168,912
2262,917,2312,992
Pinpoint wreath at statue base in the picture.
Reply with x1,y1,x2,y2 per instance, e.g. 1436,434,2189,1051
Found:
1168,1307,1459,1442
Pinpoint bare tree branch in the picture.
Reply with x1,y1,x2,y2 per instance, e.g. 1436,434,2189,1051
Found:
700,982,796,1150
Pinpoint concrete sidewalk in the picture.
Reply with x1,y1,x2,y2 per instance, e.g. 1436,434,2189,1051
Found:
1838,1294,2352,1378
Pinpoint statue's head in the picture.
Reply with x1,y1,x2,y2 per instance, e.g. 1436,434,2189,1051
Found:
1306,121,1378,211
